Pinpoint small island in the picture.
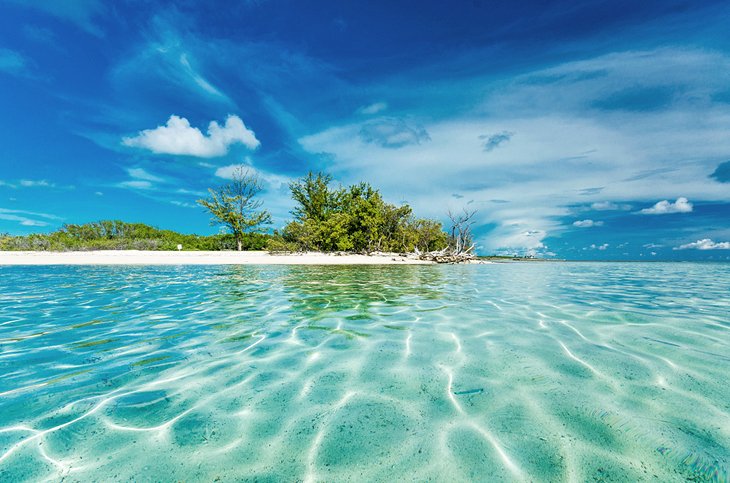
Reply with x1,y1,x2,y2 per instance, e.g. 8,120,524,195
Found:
1,169,482,265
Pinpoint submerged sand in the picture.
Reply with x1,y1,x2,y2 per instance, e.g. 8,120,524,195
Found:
0,250,435,265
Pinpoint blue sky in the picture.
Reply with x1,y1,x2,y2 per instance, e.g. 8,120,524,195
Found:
0,0,729,260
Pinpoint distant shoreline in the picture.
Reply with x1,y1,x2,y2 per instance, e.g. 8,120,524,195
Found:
0,250,441,266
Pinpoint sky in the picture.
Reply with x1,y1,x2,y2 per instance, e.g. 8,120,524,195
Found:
0,0,729,260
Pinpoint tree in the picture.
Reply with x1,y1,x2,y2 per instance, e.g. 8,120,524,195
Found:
197,167,271,251
289,172,335,222
447,208,477,254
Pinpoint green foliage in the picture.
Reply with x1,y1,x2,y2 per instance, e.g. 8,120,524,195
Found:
0,221,273,251
197,167,271,250
289,172,335,222
282,172,449,253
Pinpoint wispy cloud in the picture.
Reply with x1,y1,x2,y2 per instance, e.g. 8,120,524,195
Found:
1,178,74,190
19,179,53,188
0,48,30,77
118,180,154,190
573,219,603,228
123,115,259,157
674,239,730,250
5,0,106,36
0,207,61,227
591,201,631,211
639,197,693,215
127,168,164,183
358,102,388,115
110,16,233,104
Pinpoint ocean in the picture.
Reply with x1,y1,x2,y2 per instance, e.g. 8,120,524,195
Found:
0,263,728,481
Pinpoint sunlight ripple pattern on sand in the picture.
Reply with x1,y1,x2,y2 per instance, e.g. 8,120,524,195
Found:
0,263,728,481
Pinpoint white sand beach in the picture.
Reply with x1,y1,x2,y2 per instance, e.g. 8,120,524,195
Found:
0,250,436,265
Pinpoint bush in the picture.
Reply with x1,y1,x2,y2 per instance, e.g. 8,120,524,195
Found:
0,221,274,251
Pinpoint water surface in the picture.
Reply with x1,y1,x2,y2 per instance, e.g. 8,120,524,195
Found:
0,263,728,481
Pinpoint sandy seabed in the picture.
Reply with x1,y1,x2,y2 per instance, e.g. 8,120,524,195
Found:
0,250,435,265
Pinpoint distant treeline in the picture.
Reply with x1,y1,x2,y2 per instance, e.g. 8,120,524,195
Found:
0,220,271,251
2,172,454,253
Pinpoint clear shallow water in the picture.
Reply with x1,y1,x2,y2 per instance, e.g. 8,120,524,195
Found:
0,263,728,482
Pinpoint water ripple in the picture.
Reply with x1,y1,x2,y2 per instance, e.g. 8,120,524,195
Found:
0,263,728,481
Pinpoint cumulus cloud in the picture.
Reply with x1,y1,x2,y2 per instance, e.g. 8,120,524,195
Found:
123,115,260,157
358,102,388,115
587,243,609,250
710,160,730,183
573,219,603,228
359,118,430,148
639,197,693,215
674,239,730,250
591,201,631,211
479,131,513,152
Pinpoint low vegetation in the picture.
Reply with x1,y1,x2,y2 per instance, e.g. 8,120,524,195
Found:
0,220,271,251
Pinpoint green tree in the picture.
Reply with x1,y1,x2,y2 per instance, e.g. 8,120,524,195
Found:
283,171,450,254
289,172,336,222
197,167,271,251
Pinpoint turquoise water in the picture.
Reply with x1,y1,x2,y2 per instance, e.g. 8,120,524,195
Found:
0,263,728,482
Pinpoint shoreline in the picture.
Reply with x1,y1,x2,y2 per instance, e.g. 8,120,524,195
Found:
0,250,438,266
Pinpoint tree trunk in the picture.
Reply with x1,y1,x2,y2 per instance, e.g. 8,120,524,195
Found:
236,237,242,251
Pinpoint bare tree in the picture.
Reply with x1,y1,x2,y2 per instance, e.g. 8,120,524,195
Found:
197,167,271,251
447,208,477,254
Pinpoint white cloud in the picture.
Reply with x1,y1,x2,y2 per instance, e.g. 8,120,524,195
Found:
639,197,693,215
589,243,609,250
127,168,164,182
20,219,47,226
573,219,603,228
0,207,60,228
643,243,663,248
118,180,153,190
170,200,196,209
123,115,259,157
358,102,388,115
674,239,730,250
19,179,53,187
591,201,631,211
